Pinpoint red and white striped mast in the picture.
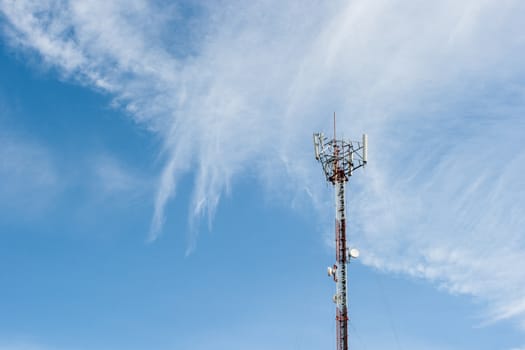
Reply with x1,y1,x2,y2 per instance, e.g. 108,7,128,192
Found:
313,113,368,350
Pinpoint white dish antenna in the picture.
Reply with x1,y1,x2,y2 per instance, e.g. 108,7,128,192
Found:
327,266,335,277
349,248,360,259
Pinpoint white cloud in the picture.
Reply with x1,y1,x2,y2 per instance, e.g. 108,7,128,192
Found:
90,153,150,197
0,126,149,218
0,132,59,212
1,0,525,328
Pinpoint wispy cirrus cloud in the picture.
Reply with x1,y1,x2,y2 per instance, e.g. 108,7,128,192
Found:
1,0,525,328
0,120,149,218
90,153,151,198
0,132,59,213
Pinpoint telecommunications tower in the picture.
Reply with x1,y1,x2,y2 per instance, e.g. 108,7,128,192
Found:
313,114,367,350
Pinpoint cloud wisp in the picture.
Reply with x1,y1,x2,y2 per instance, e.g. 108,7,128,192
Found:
0,132,59,213
1,0,525,327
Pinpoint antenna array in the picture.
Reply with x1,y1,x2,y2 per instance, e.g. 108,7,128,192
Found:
313,115,368,350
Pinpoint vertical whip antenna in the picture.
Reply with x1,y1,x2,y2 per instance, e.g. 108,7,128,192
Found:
334,112,336,142
313,115,368,350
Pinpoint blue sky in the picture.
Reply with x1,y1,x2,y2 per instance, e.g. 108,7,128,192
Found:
1,1,525,349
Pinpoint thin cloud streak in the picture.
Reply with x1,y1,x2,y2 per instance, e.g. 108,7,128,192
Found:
0,133,59,212
91,153,151,197
1,0,525,327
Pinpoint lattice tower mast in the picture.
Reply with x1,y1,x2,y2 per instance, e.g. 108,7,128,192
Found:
313,114,368,350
